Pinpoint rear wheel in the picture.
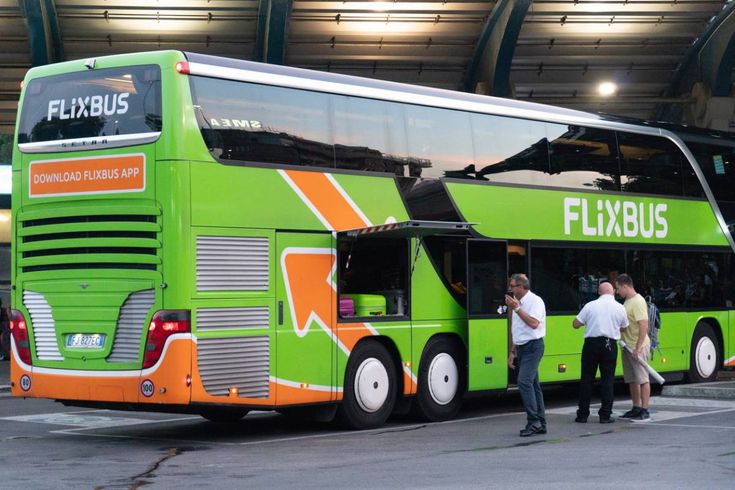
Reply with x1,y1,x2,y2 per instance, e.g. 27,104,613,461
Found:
687,323,720,383
413,336,465,422
338,341,397,430
199,407,249,423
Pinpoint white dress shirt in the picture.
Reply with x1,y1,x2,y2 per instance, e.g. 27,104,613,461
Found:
511,290,546,345
576,294,629,339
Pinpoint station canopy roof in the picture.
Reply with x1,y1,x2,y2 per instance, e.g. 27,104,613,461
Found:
1,0,734,135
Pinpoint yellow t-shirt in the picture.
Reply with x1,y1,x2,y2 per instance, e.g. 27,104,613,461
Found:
622,293,651,348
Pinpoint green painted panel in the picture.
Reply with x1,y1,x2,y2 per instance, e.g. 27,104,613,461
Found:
190,164,324,230
468,318,507,391
157,161,191,309
448,182,729,247
331,173,410,226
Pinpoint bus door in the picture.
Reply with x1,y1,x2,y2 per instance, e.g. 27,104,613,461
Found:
466,239,509,391
275,232,336,405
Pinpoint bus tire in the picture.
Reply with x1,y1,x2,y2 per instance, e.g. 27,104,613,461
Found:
199,407,249,423
687,323,720,383
413,336,465,422
338,341,397,430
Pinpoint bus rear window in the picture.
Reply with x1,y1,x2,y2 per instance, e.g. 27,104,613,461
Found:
18,65,162,145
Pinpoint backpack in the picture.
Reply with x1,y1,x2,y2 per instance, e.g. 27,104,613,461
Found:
646,296,662,359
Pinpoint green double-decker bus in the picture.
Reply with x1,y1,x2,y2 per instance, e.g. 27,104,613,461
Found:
8,51,734,428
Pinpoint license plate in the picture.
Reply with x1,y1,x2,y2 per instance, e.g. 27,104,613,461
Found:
66,333,105,349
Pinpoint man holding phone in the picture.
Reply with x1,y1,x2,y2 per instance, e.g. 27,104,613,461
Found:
506,273,547,437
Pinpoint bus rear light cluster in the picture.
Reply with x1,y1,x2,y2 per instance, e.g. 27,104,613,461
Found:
9,310,32,365
143,310,190,369
175,61,190,74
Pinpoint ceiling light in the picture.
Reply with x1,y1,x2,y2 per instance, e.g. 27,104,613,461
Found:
598,81,617,97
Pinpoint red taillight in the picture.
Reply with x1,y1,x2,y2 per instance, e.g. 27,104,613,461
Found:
143,310,190,369
175,61,190,74
9,310,31,365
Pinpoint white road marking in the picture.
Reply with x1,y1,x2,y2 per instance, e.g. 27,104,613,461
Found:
1,412,200,429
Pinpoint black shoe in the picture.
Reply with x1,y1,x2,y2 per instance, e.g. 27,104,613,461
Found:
537,426,547,434
629,409,651,422
599,417,615,424
620,407,642,419
519,424,543,437
574,416,588,423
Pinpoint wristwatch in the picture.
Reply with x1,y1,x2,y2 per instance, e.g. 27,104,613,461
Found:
513,306,521,313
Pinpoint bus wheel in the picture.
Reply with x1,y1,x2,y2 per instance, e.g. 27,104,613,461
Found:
199,407,249,423
413,337,465,422
687,323,720,383
338,341,397,430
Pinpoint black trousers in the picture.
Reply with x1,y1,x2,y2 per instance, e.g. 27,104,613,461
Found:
577,336,618,419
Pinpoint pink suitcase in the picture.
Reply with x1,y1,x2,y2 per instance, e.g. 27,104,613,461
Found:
339,297,355,317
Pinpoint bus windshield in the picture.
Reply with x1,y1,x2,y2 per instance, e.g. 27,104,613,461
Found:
18,65,162,146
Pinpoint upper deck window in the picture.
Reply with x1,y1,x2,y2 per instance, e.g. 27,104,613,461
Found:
18,65,161,146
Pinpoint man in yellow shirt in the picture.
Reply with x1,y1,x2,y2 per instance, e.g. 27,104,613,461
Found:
615,274,651,422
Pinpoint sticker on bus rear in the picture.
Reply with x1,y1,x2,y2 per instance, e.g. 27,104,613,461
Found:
140,379,155,398
20,375,31,392
29,154,146,197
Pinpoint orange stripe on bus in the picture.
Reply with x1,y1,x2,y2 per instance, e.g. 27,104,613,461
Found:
283,170,367,230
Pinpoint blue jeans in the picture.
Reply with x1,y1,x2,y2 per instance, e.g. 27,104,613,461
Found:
517,338,546,427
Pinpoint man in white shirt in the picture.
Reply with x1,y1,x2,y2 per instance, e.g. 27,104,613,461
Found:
572,282,629,423
506,273,547,437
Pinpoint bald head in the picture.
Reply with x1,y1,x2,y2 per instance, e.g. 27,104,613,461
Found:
598,282,614,296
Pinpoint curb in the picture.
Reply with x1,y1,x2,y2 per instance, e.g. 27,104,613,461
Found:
662,383,735,401
0,385,10,393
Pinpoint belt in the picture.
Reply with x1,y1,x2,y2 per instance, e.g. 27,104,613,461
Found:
585,336,616,341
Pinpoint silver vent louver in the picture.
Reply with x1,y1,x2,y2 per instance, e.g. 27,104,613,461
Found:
197,336,270,398
196,307,269,331
108,289,155,363
196,236,269,291
23,290,63,361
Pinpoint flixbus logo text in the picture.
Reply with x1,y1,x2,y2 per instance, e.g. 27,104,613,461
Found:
47,93,129,121
563,197,668,239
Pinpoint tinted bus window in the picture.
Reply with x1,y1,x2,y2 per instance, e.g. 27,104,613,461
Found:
191,78,335,168
333,95,408,175
18,65,161,144
472,114,550,185
547,125,620,191
628,249,733,309
618,133,684,196
404,105,474,179
531,247,625,312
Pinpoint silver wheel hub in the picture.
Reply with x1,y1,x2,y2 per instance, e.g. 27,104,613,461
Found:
427,353,458,406
354,357,389,413
695,336,717,379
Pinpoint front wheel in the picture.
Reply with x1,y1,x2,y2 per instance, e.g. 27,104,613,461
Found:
413,336,465,422
687,323,720,383
338,341,397,430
